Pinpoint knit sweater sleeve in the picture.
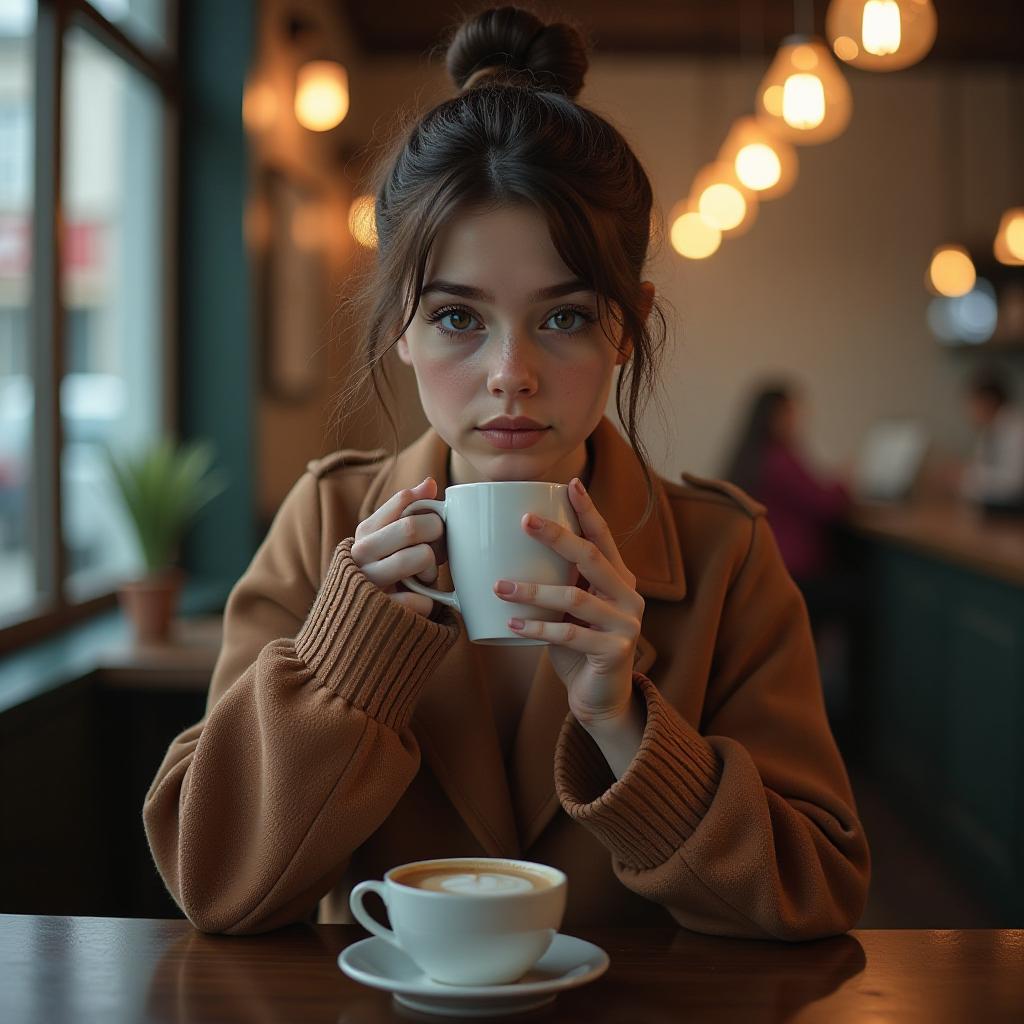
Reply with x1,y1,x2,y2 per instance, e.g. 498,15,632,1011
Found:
142,470,461,935
553,514,871,941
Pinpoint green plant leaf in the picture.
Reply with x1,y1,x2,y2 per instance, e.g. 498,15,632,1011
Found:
102,435,229,574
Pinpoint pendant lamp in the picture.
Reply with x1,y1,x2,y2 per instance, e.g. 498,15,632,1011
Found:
717,116,799,201
669,199,722,260
994,73,1024,265
295,60,349,132
756,33,852,145
348,194,378,249
690,161,759,238
926,77,976,298
826,0,938,72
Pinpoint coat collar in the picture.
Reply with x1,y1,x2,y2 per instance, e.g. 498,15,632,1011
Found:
357,416,685,856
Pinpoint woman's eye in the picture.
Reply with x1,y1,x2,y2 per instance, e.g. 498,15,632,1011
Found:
546,308,591,332
425,304,595,338
427,307,481,336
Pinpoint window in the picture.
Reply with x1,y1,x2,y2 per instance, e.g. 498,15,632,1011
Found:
0,0,36,624
0,0,178,648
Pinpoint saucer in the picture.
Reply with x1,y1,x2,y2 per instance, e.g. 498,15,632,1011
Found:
338,932,609,1018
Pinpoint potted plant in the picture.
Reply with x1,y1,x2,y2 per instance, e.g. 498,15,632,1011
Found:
104,437,227,644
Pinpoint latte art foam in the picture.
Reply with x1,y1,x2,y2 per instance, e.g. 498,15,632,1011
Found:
392,860,555,895
430,872,535,895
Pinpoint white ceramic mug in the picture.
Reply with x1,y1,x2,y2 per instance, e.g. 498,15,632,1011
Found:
349,857,568,986
398,481,581,645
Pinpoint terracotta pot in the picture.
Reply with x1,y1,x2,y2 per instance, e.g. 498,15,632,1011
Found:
117,567,187,645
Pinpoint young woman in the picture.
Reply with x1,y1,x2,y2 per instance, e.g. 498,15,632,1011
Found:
144,5,870,940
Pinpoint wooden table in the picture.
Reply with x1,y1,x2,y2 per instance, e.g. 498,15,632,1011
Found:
2,916,1023,1022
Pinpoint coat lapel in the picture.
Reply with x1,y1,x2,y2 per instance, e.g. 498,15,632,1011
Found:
357,417,685,857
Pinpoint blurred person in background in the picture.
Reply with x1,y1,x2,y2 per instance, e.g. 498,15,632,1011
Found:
956,367,1024,515
723,381,863,738
724,382,852,584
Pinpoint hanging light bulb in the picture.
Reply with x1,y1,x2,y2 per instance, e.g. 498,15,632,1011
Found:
994,208,1024,266
690,161,758,237
295,60,349,132
991,70,1024,267
348,195,378,249
926,244,976,298
826,0,938,72
862,1,901,54
669,199,721,260
991,205,1024,264
718,116,799,200
756,35,852,144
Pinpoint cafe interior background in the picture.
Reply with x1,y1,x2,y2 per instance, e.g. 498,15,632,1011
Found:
1,0,1023,929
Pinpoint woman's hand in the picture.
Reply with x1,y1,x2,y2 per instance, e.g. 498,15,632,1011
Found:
350,477,447,619
492,477,644,726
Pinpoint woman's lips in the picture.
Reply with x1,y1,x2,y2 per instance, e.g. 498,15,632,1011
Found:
476,427,550,450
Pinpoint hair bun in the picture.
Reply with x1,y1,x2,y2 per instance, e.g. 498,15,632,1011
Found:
446,5,588,100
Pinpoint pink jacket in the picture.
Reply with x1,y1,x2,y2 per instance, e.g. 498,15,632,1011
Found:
755,442,852,580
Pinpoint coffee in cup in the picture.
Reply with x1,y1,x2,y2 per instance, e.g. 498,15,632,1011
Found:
391,859,557,895
397,481,581,645
349,856,567,985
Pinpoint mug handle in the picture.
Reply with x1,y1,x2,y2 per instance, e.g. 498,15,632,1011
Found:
396,499,460,612
349,880,403,951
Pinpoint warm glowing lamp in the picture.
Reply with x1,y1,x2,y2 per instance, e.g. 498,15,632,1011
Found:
756,35,852,144
826,0,938,72
691,162,758,238
669,200,721,260
994,207,1024,266
295,60,349,132
348,195,379,249
926,244,976,298
718,116,798,201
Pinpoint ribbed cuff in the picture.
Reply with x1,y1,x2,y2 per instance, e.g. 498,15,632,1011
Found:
294,537,461,732
554,674,723,870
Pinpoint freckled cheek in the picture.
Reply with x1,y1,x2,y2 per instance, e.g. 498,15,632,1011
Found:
416,354,477,409
559,360,609,416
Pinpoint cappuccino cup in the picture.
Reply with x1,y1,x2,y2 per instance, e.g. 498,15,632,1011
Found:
398,481,581,645
349,857,567,986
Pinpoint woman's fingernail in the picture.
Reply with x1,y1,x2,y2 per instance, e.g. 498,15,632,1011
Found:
572,478,585,495
525,513,543,529
495,580,515,594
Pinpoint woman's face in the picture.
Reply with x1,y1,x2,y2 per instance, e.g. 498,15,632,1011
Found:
396,204,654,486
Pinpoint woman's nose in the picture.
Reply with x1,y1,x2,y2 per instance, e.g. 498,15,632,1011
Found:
486,339,539,396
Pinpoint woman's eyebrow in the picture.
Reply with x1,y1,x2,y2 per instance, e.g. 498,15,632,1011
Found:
421,279,592,302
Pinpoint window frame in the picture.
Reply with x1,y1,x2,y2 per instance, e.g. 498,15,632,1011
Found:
0,0,181,654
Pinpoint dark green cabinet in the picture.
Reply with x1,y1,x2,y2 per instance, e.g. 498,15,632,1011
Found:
866,545,1024,918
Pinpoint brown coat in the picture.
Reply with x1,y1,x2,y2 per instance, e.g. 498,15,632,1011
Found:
143,416,870,939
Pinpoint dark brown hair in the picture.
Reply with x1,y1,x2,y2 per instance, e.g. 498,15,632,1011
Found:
331,4,671,543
